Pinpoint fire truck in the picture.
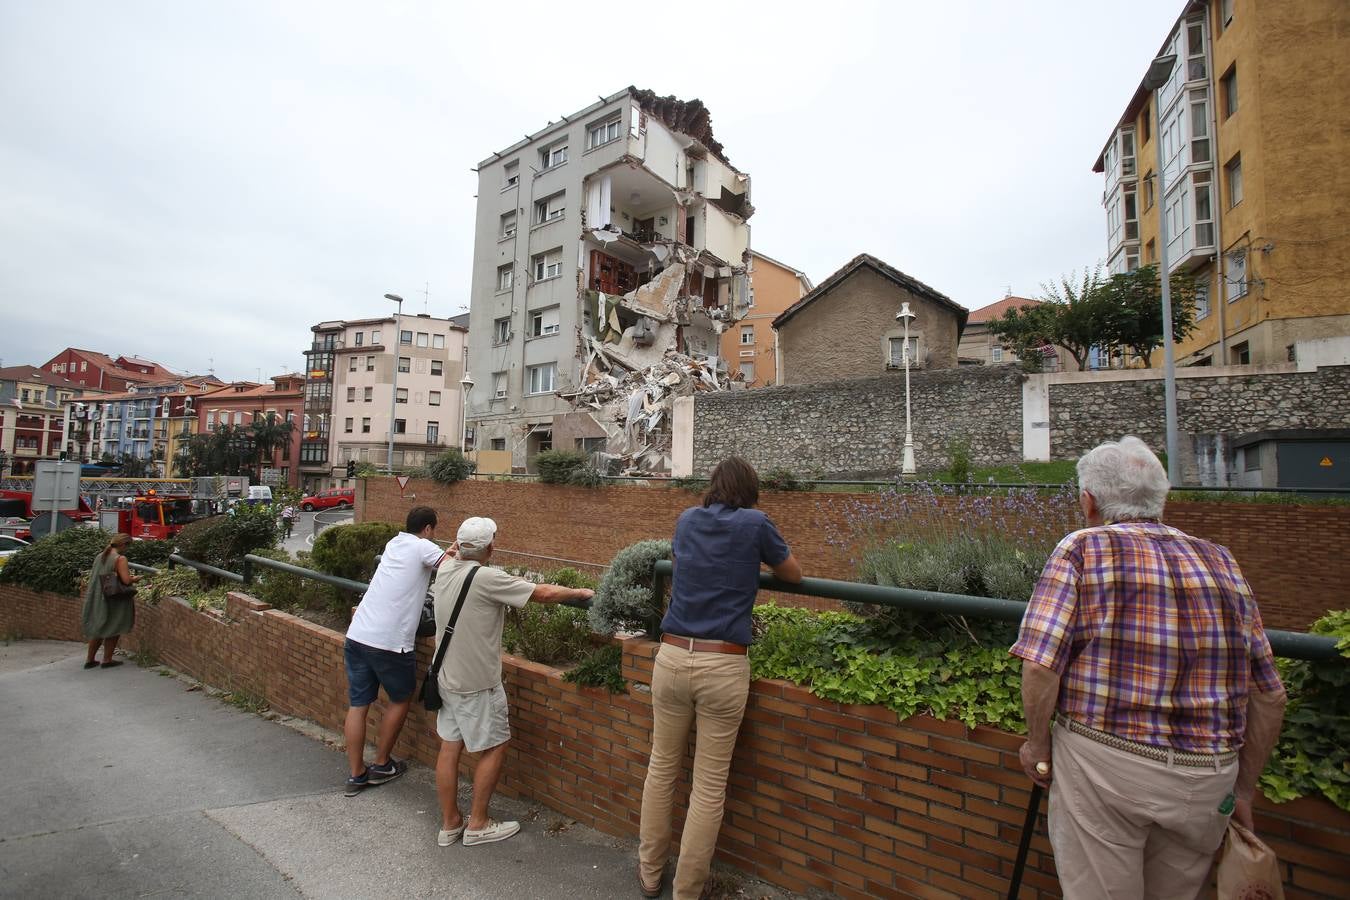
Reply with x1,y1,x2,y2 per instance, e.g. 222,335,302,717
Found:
104,490,209,540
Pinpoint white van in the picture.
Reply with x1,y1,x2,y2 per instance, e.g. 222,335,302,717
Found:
246,485,273,503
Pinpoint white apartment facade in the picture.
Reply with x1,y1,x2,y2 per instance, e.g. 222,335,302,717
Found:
465,87,753,471
303,314,468,488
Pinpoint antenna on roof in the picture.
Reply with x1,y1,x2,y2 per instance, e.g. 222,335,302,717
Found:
423,281,430,314
1005,284,1013,298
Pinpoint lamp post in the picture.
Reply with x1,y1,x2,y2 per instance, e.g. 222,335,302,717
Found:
384,292,404,475
897,302,917,479
1143,53,1181,486
459,371,474,454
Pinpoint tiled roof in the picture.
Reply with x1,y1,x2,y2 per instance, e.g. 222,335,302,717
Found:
772,253,967,331
0,365,87,390
967,296,1041,324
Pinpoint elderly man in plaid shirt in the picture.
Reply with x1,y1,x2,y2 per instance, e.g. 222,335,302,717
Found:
1011,436,1287,899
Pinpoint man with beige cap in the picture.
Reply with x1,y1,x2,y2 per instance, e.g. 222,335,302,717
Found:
429,516,594,847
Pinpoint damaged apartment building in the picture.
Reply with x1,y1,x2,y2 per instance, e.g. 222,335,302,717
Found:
464,87,753,474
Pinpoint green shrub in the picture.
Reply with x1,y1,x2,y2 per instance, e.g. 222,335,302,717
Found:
310,521,400,583
761,467,807,491
353,461,380,478
504,604,594,664
121,539,174,569
1261,610,1350,812
426,449,474,484
247,548,340,611
534,449,589,484
175,504,278,570
946,439,972,484
139,567,205,605
0,527,112,595
588,539,671,635
563,645,627,693
544,567,599,590
567,465,603,488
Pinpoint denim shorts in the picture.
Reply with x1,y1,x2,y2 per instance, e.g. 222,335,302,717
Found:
344,638,416,706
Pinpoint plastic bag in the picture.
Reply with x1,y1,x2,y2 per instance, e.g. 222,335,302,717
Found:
1215,820,1284,900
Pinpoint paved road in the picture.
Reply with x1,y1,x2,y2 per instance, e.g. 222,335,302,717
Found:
280,509,351,556
0,640,795,900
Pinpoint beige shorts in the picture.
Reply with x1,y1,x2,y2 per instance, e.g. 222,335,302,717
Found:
435,683,511,753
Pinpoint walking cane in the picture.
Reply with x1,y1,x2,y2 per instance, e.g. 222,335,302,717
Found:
1007,763,1048,900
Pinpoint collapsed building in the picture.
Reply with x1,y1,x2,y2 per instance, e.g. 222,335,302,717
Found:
465,87,753,475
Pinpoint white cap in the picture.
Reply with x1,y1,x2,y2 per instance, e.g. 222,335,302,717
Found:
456,516,497,552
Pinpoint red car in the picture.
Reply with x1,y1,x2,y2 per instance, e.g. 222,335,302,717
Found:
300,488,355,511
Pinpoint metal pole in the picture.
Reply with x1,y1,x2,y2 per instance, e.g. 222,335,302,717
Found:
387,297,402,475
901,314,916,478
1154,85,1181,486
49,460,63,538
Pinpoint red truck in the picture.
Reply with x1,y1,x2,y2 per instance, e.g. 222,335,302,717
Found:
0,490,96,523
105,491,206,540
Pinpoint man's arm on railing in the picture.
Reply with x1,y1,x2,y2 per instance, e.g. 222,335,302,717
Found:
769,554,802,584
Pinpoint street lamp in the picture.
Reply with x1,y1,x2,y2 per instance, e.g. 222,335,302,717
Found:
459,371,474,454
896,302,917,479
384,293,404,475
1143,54,1181,485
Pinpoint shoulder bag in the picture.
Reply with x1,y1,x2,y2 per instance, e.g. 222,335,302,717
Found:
420,565,479,712
99,555,135,601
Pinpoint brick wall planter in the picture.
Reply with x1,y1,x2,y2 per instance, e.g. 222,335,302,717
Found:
4,584,1346,898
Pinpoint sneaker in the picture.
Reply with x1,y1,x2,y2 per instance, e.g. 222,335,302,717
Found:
462,819,520,846
366,757,406,785
344,769,370,797
437,824,465,847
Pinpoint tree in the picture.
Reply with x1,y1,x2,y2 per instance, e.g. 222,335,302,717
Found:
988,303,1060,372
116,454,151,478
1101,264,1199,366
248,414,294,479
1036,267,1112,371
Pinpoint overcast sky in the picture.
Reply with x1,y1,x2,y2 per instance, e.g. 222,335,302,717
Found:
0,0,1180,383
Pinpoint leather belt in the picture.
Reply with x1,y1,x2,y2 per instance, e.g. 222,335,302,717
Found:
661,634,747,655
1055,714,1237,768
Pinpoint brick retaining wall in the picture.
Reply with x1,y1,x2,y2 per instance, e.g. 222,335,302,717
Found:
4,584,1347,899
360,479,1350,631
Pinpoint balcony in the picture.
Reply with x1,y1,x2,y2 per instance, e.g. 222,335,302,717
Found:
310,339,345,352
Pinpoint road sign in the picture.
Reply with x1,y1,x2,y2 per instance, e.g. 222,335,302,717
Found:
32,460,80,512
396,475,411,495
260,467,283,486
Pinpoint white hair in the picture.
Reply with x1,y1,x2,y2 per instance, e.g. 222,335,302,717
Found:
1076,436,1169,521
457,543,491,561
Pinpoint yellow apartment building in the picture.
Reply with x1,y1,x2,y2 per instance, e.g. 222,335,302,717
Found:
1093,0,1350,366
718,250,813,387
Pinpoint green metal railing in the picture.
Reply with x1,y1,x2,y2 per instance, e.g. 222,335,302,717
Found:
649,561,1343,662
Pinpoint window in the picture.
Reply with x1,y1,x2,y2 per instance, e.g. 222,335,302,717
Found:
540,142,567,170
493,317,511,344
1193,174,1214,247
1123,189,1138,242
429,391,441,406
371,330,381,344
1231,341,1250,365
415,332,428,348
991,347,1004,363
400,330,412,345
1141,100,1151,144
529,307,560,337
361,417,371,433
426,421,439,443
366,355,375,371
527,363,555,395
344,417,354,433
396,388,408,404
398,357,410,373
1226,250,1248,300
738,362,755,383
1185,20,1206,80
346,387,356,402
533,249,563,281
354,332,363,346
364,387,373,402
81,361,87,371
497,264,513,292
534,192,565,225
1220,0,1233,29
500,211,516,238
1146,239,1156,263
503,160,519,189
432,333,445,349
348,356,357,372
1143,171,1155,211
1226,154,1243,207
430,360,443,376
1189,90,1210,164
492,372,507,399
887,336,919,366
1195,282,1211,320
490,438,506,451
394,418,406,434
587,116,621,150
1221,66,1237,118
740,325,754,345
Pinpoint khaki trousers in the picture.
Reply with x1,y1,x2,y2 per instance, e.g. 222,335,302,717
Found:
1048,721,1238,900
638,643,750,900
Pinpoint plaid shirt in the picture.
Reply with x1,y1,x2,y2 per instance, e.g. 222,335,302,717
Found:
1011,521,1282,754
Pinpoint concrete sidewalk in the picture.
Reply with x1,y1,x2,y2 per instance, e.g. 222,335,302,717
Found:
0,640,798,900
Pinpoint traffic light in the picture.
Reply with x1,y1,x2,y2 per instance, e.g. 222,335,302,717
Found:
346,460,356,479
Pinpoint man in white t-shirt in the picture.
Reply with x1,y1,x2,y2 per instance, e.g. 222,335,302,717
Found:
342,506,446,796
430,516,594,847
